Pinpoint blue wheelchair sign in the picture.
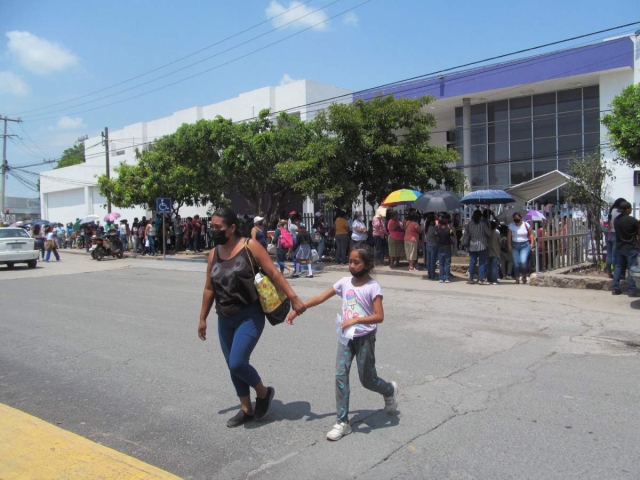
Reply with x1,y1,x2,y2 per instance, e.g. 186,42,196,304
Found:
156,198,172,214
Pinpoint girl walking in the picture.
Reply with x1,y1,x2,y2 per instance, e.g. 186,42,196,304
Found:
286,248,398,441
292,222,313,278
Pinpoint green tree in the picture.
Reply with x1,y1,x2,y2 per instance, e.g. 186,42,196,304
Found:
55,141,85,169
218,110,314,221
97,122,228,215
279,95,463,212
601,83,640,167
564,150,614,269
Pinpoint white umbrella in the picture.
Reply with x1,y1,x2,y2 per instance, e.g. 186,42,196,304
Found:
79,215,100,225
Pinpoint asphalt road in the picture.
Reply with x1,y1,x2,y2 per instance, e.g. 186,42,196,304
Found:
1,254,639,479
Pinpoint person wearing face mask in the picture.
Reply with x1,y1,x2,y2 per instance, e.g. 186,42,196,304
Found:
199,208,306,428
285,248,398,441
507,212,535,284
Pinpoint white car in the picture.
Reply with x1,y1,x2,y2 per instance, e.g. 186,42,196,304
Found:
0,227,39,269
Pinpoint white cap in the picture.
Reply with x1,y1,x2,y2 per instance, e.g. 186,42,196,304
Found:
254,216,264,223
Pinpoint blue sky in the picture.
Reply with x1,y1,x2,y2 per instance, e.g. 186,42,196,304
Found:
1,0,637,197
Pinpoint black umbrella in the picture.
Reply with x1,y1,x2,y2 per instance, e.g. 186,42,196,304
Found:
413,190,463,213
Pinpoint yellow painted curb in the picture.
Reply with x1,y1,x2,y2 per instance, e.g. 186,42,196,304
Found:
0,403,181,479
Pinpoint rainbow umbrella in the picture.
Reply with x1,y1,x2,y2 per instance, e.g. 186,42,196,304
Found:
381,189,422,207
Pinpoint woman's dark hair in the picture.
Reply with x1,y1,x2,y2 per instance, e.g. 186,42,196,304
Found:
32,224,41,236
212,207,249,237
353,248,375,274
407,212,416,222
472,209,482,224
427,214,436,226
609,197,627,222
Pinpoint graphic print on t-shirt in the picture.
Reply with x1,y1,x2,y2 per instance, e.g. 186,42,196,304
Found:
344,289,367,322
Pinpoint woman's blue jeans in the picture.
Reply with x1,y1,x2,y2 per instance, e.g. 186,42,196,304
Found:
217,302,265,397
148,235,156,255
374,236,386,264
426,245,439,279
317,237,325,260
468,249,487,281
606,232,617,275
511,241,531,278
35,238,45,259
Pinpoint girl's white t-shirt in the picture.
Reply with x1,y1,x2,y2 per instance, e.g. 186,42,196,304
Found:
333,277,383,338
509,222,529,243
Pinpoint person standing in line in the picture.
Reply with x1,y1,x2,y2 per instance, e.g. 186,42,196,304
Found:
192,215,202,252
350,212,368,251
467,209,491,284
145,219,157,256
174,215,184,252
605,198,627,279
404,212,423,271
251,216,268,249
313,212,327,262
292,222,314,278
612,201,639,296
286,248,398,441
334,210,350,265
387,211,405,268
424,214,438,279
507,212,535,284
436,218,454,283
119,220,128,251
487,221,501,285
44,225,61,262
131,219,139,256
372,208,387,266
185,217,193,251
198,208,306,427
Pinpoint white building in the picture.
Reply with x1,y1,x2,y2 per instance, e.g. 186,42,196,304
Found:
357,34,640,205
40,80,352,222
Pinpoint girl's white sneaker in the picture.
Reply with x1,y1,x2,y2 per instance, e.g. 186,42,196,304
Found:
384,381,399,414
326,422,352,441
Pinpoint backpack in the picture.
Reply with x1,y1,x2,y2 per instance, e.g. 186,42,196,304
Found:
278,227,294,249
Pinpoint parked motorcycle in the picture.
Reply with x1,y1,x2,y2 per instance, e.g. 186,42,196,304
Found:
89,233,124,260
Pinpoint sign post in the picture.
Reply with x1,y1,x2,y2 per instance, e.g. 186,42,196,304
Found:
156,198,172,259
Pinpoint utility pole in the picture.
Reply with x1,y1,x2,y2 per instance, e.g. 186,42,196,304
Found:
0,115,21,218
101,127,111,213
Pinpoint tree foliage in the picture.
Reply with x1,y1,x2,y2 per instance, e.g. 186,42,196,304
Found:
601,83,640,167
97,121,228,215
55,141,85,169
564,150,614,268
279,95,463,211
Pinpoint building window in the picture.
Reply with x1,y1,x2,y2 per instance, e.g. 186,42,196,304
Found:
455,86,599,188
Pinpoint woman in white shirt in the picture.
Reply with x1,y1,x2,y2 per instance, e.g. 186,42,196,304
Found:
350,212,368,250
507,212,534,284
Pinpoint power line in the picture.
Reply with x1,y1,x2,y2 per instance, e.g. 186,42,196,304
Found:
24,0,375,123
20,0,346,120
8,0,316,117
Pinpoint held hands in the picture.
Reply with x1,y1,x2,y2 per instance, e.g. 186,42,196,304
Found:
291,296,306,315
286,310,298,325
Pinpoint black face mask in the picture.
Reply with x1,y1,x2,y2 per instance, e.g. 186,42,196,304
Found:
212,229,230,245
350,268,369,278
514,218,522,224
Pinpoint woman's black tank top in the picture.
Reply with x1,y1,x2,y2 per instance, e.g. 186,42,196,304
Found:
210,243,259,317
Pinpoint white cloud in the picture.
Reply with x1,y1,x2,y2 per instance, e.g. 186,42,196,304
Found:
0,71,29,95
6,31,78,75
343,12,359,26
266,1,329,31
280,73,299,85
56,116,86,130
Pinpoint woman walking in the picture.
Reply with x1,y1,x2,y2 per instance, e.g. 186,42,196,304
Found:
198,208,306,427
387,211,405,268
44,226,61,262
466,210,491,284
272,219,294,276
508,212,535,284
